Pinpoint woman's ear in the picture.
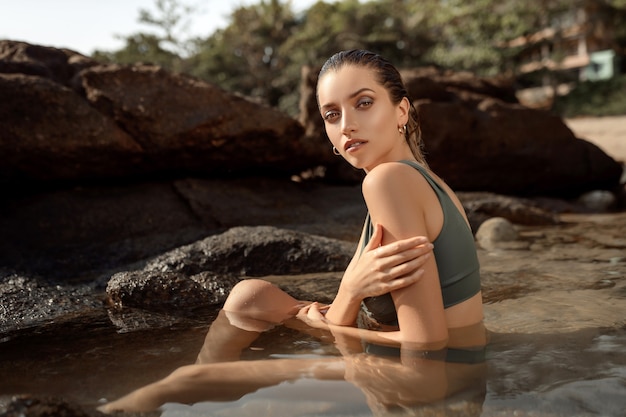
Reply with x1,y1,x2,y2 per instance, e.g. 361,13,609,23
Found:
397,96,410,127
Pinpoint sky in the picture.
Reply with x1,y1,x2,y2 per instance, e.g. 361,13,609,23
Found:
0,0,320,56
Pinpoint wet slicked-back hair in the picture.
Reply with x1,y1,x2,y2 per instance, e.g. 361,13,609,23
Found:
318,49,427,166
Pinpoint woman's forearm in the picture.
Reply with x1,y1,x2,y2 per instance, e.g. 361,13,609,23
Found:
327,323,447,353
324,281,362,325
328,322,401,346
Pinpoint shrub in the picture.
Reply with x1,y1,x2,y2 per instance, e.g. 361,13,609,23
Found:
553,74,626,117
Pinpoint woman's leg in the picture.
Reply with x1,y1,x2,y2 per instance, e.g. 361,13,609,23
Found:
197,279,304,363
195,309,263,363
98,357,345,413
223,278,304,323
99,280,311,413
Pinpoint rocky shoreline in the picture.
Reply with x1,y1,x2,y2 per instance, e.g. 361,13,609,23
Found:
1,185,624,341
1,199,624,416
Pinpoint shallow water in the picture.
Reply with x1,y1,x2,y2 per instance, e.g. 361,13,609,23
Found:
0,314,624,417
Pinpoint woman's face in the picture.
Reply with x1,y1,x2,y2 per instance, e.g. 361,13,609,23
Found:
317,65,410,172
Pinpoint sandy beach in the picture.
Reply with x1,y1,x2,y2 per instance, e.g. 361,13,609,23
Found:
565,115,626,163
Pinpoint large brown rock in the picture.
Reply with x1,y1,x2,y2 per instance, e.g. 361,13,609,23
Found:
80,64,308,176
0,177,366,279
0,40,96,87
142,225,354,277
0,73,143,182
106,270,241,312
300,65,623,196
417,99,622,195
401,66,519,105
0,40,310,184
401,67,623,196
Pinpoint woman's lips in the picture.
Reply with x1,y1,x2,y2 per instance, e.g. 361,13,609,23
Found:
344,139,367,152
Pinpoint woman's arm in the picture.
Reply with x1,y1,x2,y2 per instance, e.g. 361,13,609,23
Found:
324,222,433,326
363,162,448,346
304,162,448,348
300,303,445,351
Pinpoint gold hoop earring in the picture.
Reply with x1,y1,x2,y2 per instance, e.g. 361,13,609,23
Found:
399,125,407,134
332,146,341,156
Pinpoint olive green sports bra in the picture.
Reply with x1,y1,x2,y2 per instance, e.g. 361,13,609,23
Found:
360,160,481,326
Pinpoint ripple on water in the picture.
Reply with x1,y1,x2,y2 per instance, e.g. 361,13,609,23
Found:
0,317,624,416
484,329,626,417
484,289,626,334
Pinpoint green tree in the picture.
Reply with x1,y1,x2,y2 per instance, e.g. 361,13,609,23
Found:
92,33,180,69
187,0,299,107
137,0,197,57
92,0,196,71
280,0,433,69
421,0,576,75
92,0,626,116
269,0,436,113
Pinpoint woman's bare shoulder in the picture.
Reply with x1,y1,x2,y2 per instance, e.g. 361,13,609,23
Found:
362,161,428,195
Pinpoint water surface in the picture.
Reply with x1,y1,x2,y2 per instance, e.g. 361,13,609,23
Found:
1,309,624,417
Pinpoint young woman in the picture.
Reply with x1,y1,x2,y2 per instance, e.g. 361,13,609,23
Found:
99,50,486,414
300,49,484,349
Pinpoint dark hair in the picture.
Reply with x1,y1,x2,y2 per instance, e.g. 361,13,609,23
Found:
317,49,427,166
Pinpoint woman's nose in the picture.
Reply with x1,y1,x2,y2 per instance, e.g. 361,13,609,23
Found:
341,112,356,136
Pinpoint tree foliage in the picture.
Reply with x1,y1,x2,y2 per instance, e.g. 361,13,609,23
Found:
92,0,626,115
186,0,299,107
92,0,196,71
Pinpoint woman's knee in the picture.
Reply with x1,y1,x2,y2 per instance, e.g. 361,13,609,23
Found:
223,279,270,311
223,279,299,318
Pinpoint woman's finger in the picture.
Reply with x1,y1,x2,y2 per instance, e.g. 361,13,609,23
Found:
296,304,311,318
386,269,425,290
394,255,432,278
377,236,431,258
364,223,384,253
376,246,432,275
307,303,326,321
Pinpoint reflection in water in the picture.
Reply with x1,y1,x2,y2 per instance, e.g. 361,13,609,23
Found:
1,313,623,415
99,309,488,416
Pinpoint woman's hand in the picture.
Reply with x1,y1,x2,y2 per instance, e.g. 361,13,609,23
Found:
341,223,432,301
296,302,331,330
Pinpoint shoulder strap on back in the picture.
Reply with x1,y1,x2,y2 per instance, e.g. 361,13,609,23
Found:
398,160,444,193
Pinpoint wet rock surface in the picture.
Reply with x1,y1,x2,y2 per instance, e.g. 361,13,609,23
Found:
142,226,354,277
2,202,624,342
106,271,241,312
0,270,104,339
0,395,98,417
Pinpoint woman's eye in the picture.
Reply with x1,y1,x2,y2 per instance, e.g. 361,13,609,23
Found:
323,111,340,121
357,98,373,108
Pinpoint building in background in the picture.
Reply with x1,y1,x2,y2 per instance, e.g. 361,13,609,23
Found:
509,1,624,107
